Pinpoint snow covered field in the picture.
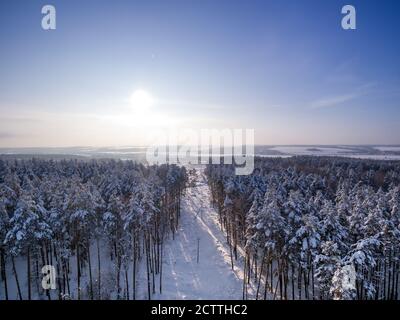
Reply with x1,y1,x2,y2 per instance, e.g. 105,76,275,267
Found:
258,145,400,159
374,146,400,152
2,145,400,162
267,146,353,156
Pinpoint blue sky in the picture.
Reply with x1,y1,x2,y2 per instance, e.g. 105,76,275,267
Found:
0,0,399,146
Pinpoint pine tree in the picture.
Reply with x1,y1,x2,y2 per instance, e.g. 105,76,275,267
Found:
5,191,52,300
315,241,341,299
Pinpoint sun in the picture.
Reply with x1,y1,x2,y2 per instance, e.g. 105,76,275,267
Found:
129,89,154,110
118,89,178,128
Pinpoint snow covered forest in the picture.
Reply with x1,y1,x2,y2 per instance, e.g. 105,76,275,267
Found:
206,156,400,300
0,156,400,300
0,159,187,300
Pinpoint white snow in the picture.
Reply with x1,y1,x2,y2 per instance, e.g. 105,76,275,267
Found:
137,167,254,300
0,167,265,300
268,146,352,156
16,230,24,241
373,146,400,152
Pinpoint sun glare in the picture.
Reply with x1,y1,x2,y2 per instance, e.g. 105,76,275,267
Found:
114,89,179,128
129,89,154,110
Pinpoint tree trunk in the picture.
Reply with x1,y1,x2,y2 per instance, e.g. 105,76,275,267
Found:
76,244,81,300
227,222,234,270
298,267,302,300
151,237,155,294
1,248,8,300
87,240,93,300
132,233,136,300
11,255,22,300
303,269,308,299
291,264,295,300
159,239,163,294
125,268,129,300
390,256,396,300
311,264,315,300
256,250,266,300
395,259,399,299
116,250,121,300
27,246,31,300
242,254,247,300
97,238,101,300
65,259,71,296
145,235,151,300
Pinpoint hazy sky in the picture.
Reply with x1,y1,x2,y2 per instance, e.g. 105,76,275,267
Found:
0,0,399,147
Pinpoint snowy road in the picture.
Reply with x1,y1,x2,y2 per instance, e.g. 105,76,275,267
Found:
139,167,251,300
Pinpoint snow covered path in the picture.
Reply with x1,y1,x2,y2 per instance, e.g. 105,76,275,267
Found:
139,167,251,300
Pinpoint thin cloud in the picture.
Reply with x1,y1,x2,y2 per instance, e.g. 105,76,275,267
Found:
310,83,376,109
310,93,360,109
